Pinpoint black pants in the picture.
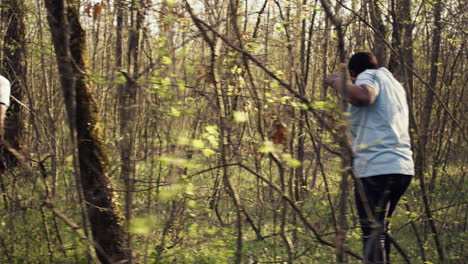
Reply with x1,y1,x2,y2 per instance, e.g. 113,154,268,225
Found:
354,174,412,264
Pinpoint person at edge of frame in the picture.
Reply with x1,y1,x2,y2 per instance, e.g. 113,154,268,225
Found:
325,52,414,264
0,75,11,144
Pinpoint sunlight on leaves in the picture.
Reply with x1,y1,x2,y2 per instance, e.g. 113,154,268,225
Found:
233,111,249,123
165,0,177,8
191,139,205,149
281,153,301,168
169,107,181,117
162,56,173,65
130,216,157,235
202,148,216,157
114,71,126,85
157,155,195,168
158,184,185,201
177,136,190,145
259,141,278,153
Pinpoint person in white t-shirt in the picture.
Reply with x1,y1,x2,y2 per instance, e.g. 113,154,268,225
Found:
0,75,11,143
326,52,414,263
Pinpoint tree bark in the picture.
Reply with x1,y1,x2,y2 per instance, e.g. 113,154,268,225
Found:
388,0,414,91
44,1,129,263
368,0,387,65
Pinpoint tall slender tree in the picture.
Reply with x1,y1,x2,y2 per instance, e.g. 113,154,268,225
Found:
415,0,446,262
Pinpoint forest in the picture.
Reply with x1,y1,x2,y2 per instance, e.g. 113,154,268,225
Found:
0,0,466,263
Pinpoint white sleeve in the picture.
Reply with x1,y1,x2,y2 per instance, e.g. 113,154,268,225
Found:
355,71,380,97
0,75,11,108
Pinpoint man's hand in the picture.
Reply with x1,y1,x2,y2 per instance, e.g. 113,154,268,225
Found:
325,73,341,89
0,104,6,144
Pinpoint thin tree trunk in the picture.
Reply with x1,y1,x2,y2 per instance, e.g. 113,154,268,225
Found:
319,1,350,262
118,0,140,262
117,0,135,260
414,0,446,262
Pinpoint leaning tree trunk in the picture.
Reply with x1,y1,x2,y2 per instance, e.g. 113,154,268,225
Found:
1,0,26,167
44,1,129,263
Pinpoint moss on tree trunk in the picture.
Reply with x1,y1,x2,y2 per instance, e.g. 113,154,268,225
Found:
45,1,129,263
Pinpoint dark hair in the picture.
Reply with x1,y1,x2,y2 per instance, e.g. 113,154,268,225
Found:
348,52,379,76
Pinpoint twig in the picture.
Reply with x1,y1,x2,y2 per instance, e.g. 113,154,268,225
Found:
43,200,101,264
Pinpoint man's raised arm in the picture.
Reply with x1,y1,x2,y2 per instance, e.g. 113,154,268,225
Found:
325,72,377,107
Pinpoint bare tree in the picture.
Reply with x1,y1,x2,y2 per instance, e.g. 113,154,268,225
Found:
415,0,446,262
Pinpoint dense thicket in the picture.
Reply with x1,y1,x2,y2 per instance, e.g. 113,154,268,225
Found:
0,0,466,263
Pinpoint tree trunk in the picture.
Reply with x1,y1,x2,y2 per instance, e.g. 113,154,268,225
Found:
388,0,413,88
368,0,387,65
118,0,140,262
44,1,129,263
415,0,446,262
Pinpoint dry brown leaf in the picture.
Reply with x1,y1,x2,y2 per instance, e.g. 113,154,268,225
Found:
93,3,106,20
269,119,288,145
84,3,93,17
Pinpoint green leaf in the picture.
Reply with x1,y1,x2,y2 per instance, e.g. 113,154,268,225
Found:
158,184,185,200
230,65,238,74
312,100,327,110
115,72,126,85
166,0,177,7
202,148,216,157
176,136,190,145
191,139,205,149
280,96,291,104
157,155,195,168
130,216,157,235
161,77,171,88
177,80,186,90
162,56,173,65
259,141,277,153
281,153,301,168
205,125,219,134
187,200,197,208
169,107,181,117
185,183,195,195
288,158,301,168
233,111,249,123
